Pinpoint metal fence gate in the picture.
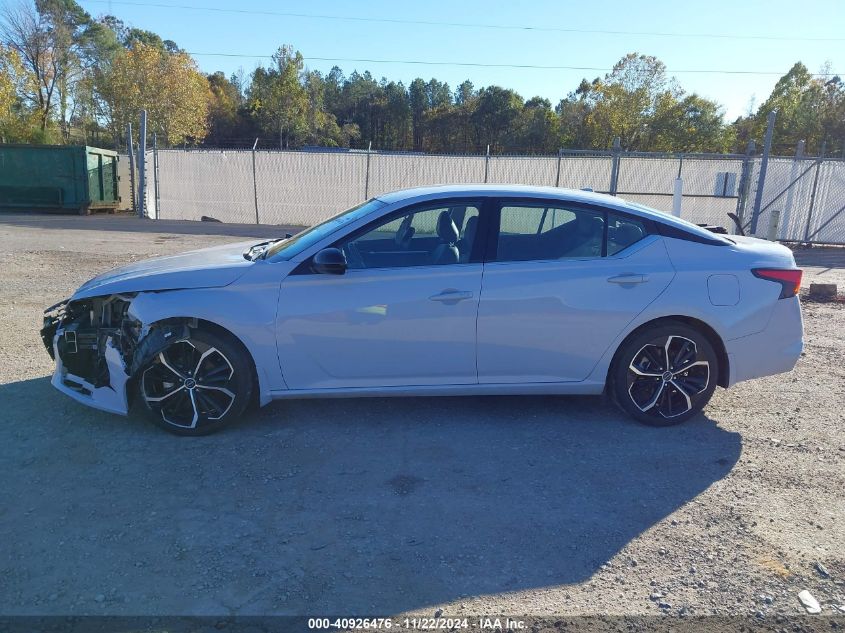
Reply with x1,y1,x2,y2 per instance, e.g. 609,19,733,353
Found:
743,154,845,244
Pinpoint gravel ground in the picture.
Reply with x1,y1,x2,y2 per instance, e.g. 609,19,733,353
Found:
0,213,843,624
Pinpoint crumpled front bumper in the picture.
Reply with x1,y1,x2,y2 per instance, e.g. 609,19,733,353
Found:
41,301,129,415
49,331,130,416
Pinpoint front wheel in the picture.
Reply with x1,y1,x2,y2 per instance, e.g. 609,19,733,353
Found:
611,322,718,427
138,328,253,435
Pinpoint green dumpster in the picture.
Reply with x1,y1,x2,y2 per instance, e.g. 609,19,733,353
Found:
0,144,120,214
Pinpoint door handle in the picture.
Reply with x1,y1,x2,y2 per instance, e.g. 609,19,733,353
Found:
429,289,474,304
607,273,648,285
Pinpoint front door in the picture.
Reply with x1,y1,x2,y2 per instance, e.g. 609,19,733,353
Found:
276,201,484,390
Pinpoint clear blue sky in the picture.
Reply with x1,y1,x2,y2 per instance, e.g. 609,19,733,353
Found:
79,0,844,120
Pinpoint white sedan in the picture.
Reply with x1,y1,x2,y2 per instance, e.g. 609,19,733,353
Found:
42,185,804,435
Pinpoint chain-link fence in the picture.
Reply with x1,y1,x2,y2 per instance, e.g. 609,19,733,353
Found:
744,155,845,244
140,146,845,244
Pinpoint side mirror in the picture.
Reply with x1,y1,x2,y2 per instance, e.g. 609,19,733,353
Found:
312,247,347,275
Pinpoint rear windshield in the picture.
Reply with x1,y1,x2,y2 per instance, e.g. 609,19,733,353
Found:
626,202,733,245
265,199,386,260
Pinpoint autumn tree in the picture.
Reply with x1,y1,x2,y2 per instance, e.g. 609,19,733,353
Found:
206,70,254,146
95,41,210,145
247,45,308,149
0,42,34,140
1,1,59,137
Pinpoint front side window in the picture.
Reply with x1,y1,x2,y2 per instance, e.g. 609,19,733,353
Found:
496,204,605,262
339,203,481,269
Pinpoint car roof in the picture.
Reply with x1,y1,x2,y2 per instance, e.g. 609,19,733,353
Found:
374,184,627,208
374,184,731,244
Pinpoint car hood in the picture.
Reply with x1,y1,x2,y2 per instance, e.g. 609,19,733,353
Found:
72,240,258,299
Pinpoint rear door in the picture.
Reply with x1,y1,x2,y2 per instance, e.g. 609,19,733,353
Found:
476,199,675,383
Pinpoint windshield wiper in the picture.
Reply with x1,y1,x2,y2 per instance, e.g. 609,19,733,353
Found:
244,235,292,261
258,234,294,260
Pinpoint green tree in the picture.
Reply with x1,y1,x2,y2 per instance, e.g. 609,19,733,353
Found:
247,45,308,148
517,96,558,153
649,93,730,152
557,78,597,149
752,62,845,154
408,77,427,150
584,53,681,150
303,69,341,146
472,86,524,152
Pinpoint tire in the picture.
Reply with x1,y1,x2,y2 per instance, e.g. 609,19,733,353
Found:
610,321,718,427
138,328,253,436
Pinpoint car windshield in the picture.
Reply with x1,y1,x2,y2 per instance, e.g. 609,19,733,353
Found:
264,198,386,260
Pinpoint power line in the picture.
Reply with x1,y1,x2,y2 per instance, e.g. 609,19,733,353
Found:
80,0,845,42
187,53,840,77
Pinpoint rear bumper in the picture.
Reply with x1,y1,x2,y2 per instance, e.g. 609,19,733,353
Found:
725,296,804,386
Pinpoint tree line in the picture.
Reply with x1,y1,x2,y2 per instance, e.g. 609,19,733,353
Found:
2,0,843,156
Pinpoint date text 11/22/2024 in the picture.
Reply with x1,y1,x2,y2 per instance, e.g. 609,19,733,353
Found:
307,617,526,629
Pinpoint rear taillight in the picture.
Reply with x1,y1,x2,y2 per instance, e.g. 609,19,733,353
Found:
752,268,803,299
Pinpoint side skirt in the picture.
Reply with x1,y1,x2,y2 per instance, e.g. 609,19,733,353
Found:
268,380,605,401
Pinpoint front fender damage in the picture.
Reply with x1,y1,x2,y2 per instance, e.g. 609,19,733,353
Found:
41,293,190,416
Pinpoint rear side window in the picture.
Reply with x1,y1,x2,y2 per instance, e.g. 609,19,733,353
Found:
497,204,605,261
493,203,650,262
607,213,648,256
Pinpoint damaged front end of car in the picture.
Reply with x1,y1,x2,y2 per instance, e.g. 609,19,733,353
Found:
41,294,189,415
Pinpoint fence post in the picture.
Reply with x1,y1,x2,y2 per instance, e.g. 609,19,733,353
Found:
152,132,160,220
735,140,755,228
803,141,826,241
126,123,136,215
672,155,684,217
364,141,372,199
770,139,804,241
555,149,562,187
609,137,621,195
484,144,490,183
137,110,147,218
252,138,260,224
750,110,776,235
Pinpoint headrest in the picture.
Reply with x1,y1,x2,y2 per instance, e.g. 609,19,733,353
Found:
615,222,643,245
437,210,459,243
463,215,478,240
576,214,604,234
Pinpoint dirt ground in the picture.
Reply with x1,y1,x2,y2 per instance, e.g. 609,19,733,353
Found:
0,213,843,624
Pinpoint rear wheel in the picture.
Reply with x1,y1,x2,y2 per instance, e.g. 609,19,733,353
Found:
139,328,253,435
611,322,718,427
